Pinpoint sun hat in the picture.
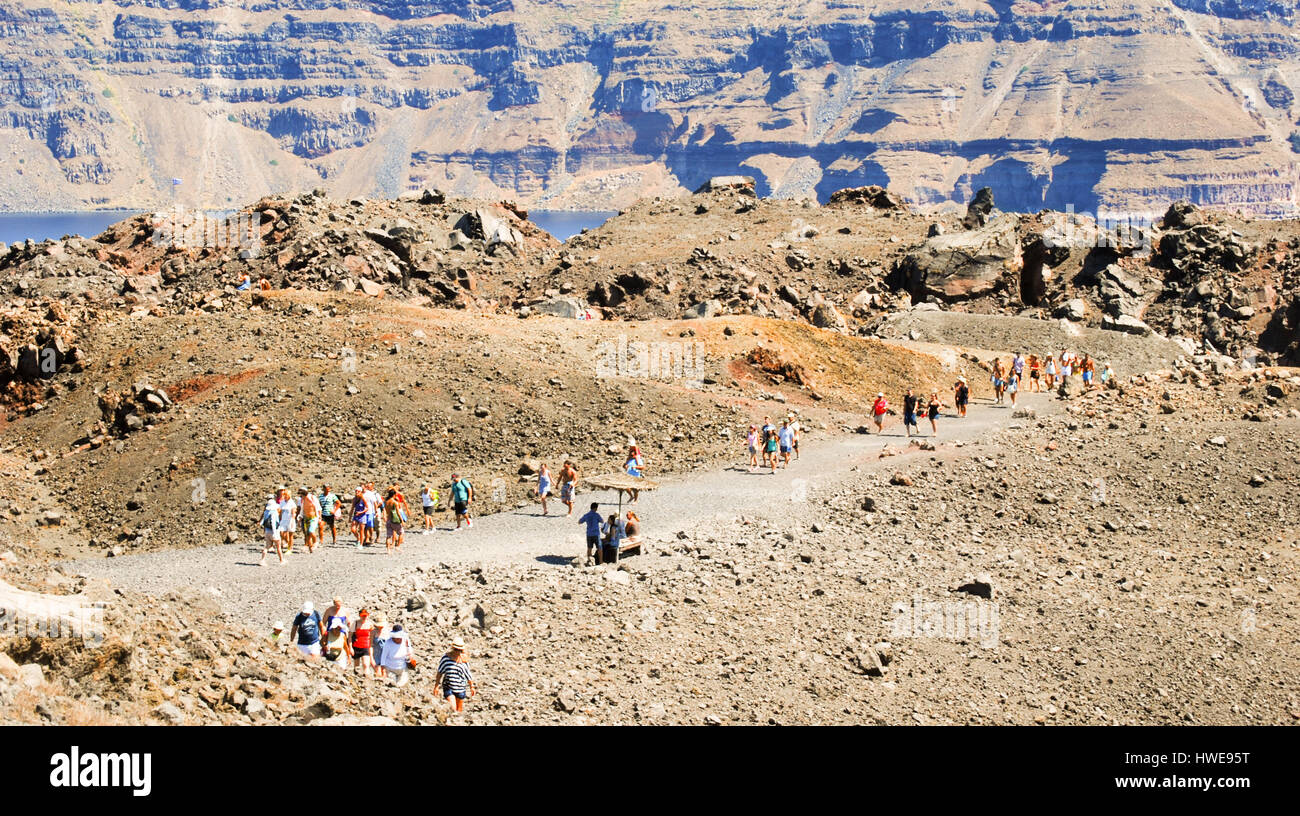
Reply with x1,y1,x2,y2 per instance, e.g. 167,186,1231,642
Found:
449,636,466,652
329,619,344,630
273,621,284,630
877,392,884,397
301,601,314,614
626,436,636,446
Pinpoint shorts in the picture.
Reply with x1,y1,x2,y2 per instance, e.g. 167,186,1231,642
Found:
443,688,468,700
353,646,371,658
1030,370,1039,379
264,529,280,546
586,535,601,549
322,515,335,531
422,505,434,516
297,642,322,657
904,411,917,427
561,483,573,502
1083,371,1093,382
365,515,377,529
873,414,884,426
779,444,791,454
386,521,403,537
304,517,319,535
454,500,468,517
747,445,757,454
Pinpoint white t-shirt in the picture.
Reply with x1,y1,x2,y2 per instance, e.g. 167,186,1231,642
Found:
277,499,295,532
421,491,434,508
380,635,410,671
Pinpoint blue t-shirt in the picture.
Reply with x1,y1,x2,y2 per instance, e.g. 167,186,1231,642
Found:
451,480,472,503
578,510,603,538
293,611,322,645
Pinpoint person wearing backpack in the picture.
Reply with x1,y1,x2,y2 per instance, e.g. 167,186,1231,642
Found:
450,474,474,530
258,492,285,567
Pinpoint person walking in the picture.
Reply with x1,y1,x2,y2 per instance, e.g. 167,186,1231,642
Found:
991,359,1005,405
777,418,795,468
383,488,404,554
536,463,553,516
762,427,778,474
1045,354,1057,389
289,601,323,659
434,637,476,712
259,492,285,567
558,461,578,516
349,487,367,548
622,441,644,503
298,486,321,554
322,618,353,669
319,484,341,547
351,609,375,678
1007,371,1019,407
379,624,413,687
953,377,969,418
276,486,296,554
371,612,391,679
1028,355,1041,393
363,482,382,546
788,413,802,460
902,388,919,437
745,425,759,471
419,484,438,534
450,474,474,530
871,392,889,433
927,392,943,437
578,502,604,564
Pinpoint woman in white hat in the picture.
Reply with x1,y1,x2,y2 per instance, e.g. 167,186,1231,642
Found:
435,636,476,712
379,624,414,687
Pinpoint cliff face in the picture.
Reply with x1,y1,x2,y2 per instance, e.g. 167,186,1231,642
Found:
0,0,1297,215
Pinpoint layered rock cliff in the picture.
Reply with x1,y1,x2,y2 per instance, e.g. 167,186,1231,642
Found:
0,0,1297,215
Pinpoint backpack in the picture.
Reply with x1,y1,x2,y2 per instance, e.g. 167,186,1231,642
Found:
261,506,275,531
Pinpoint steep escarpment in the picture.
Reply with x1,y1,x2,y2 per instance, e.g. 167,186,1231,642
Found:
1,1,1297,214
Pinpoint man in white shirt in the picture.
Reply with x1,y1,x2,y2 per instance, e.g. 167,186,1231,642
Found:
259,493,284,567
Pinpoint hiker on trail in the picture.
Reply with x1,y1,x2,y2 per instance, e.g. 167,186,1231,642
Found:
270,621,285,646
435,637,476,712
1013,352,1025,383
450,474,474,529
351,609,375,678
350,487,368,547
746,425,760,471
1101,363,1114,386
558,460,578,516
623,440,644,503
902,388,919,437
259,492,285,567
383,488,405,554
363,482,383,546
419,485,438,534
579,502,604,564
319,484,341,546
601,512,626,562
372,612,391,679
536,463,553,515
1007,371,1020,407
290,601,323,659
299,487,321,554
927,392,943,437
763,427,778,474
788,413,802,460
276,486,296,554
323,619,353,669
1059,352,1073,390
323,596,350,632
778,418,795,468
872,392,889,433
760,417,775,467
953,377,969,418
379,624,414,687
991,359,1006,405
1028,355,1042,392
1082,354,1096,389
1044,354,1057,389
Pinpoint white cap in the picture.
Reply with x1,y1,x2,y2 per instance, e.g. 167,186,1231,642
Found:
273,621,284,630
877,392,884,397
301,601,314,614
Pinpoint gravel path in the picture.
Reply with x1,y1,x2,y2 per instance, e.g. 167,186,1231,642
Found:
70,394,1053,625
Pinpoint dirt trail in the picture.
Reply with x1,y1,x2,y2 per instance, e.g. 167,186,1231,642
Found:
70,392,1054,626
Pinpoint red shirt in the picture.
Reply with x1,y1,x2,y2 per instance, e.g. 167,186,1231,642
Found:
873,398,888,416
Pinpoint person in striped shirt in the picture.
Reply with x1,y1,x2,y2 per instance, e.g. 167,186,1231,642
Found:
435,636,477,712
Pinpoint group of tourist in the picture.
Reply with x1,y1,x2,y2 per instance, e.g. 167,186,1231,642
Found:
272,598,477,710
745,414,802,474
257,476,477,566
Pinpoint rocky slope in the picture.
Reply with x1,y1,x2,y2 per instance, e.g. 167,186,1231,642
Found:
1,1,1298,214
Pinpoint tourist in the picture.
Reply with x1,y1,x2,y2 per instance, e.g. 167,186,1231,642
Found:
1028,354,1041,392
383,488,404,554
763,427,778,474
277,486,296,554
323,596,350,632
350,487,368,547
298,486,321,554
419,485,438,534
1101,363,1114,386
927,392,943,437
270,621,285,646
319,484,341,546
372,612,391,679
788,413,802,460
1013,351,1025,383
953,377,969,418
991,359,1005,405
536,462,552,515
902,388,919,437
1007,371,1019,407
259,492,285,567
625,510,642,539
351,609,376,678
363,482,382,546
435,637,476,712
623,441,644,503
1082,354,1096,389
601,512,626,562
872,392,889,433
289,601,323,659
745,425,759,471
1045,354,1057,389
558,461,578,516
322,619,353,669
578,502,604,564
379,624,414,687
450,474,474,529
778,418,795,468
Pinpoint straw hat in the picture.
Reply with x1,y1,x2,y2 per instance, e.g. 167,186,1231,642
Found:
449,635,466,652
